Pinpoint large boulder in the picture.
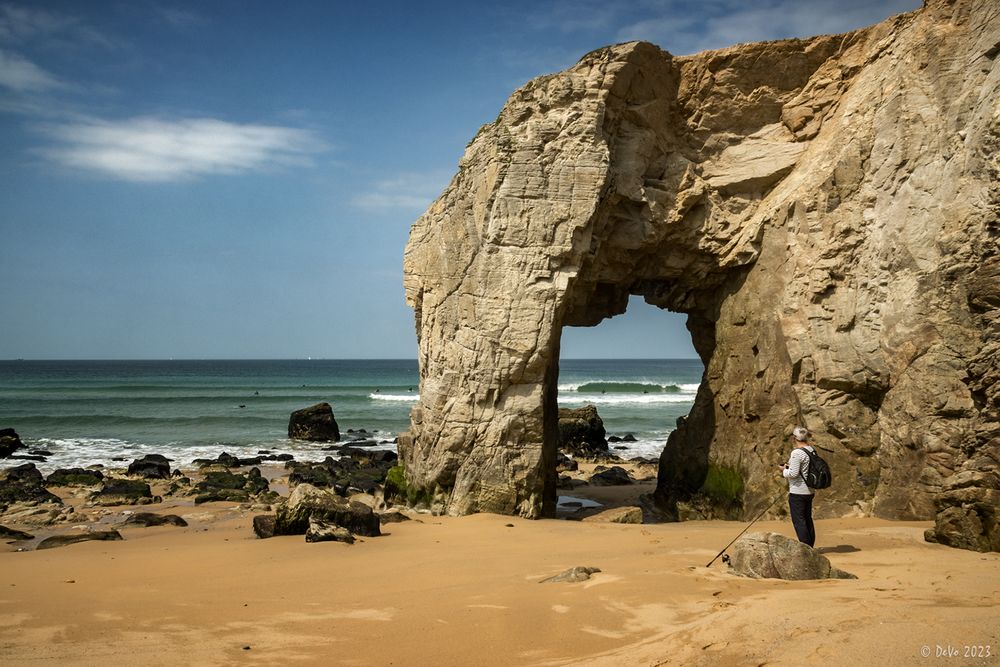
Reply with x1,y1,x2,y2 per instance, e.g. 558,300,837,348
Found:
728,532,856,580
397,0,1000,553
0,463,62,505
274,483,379,537
924,457,1000,552
0,428,23,458
127,454,172,479
288,403,340,442
558,406,608,457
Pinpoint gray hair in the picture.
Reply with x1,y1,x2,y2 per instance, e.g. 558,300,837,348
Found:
792,426,810,442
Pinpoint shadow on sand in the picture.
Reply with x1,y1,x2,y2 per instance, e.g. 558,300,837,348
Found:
816,544,861,554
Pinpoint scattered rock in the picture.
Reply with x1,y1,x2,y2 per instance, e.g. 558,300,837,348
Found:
274,484,380,537
120,512,187,528
378,509,411,524
90,479,153,506
252,514,276,539
0,428,23,458
305,517,355,544
555,451,578,473
0,524,34,540
539,566,601,583
588,466,633,486
0,463,62,505
728,532,856,580
288,402,340,442
7,455,46,462
126,454,172,479
193,468,271,504
558,405,608,457
192,452,263,468
286,452,395,495
36,530,123,550
46,468,104,487
581,506,643,524
28,449,53,456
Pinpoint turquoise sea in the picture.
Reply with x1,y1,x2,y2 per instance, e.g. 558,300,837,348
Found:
0,359,702,470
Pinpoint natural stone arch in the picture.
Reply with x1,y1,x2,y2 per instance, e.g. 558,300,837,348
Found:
400,0,999,550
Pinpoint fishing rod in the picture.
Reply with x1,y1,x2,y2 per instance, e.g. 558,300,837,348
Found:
705,492,784,568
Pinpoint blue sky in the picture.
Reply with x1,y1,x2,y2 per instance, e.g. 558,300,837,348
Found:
0,0,918,360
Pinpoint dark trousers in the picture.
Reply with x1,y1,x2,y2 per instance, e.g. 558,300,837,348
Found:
788,493,815,547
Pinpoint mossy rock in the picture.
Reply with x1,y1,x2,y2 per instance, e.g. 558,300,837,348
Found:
701,464,744,503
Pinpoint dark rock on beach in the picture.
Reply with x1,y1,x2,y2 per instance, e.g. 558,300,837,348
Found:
378,509,411,524
36,530,123,550
728,532,856,580
558,405,608,457
0,463,62,505
121,512,187,528
253,514,277,539
193,451,263,468
91,478,153,506
193,467,271,504
127,454,172,479
588,466,633,486
288,402,340,442
555,451,578,473
287,450,395,496
274,483,380,537
0,524,35,540
46,468,104,487
0,428,24,458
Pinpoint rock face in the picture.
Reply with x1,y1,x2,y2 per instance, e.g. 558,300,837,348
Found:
557,405,608,457
288,403,341,442
399,0,1000,550
728,532,856,580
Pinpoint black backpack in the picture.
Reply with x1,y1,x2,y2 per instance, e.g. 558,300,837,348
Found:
801,447,832,489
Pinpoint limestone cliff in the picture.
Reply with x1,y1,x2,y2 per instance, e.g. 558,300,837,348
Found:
401,0,1000,550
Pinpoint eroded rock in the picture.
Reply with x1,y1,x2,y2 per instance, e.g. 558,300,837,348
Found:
398,0,1000,553
274,484,380,537
728,532,856,580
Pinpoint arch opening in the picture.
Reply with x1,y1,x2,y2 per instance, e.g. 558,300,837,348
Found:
543,296,707,518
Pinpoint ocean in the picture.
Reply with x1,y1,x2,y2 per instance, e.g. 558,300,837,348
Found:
0,359,702,471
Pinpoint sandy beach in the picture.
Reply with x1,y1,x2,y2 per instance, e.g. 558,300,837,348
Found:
2,462,997,666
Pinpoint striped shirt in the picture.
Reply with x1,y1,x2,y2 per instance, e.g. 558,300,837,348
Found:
783,446,815,495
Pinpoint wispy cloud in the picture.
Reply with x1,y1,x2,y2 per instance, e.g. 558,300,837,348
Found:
0,2,113,49
34,116,325,182
616,0,919,55
352,171,452,212
0,47,66,91
153,5,208,29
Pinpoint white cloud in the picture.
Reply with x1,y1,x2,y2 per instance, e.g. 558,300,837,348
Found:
0,47,65,91
616,0,919,55
352,171,452,212
153,6,208,29
35,116,325,182
0,2,113,48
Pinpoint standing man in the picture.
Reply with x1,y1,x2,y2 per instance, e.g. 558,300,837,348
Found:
780,426,816,546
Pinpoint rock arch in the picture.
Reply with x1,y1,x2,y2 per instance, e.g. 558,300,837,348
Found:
400,0,999,549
